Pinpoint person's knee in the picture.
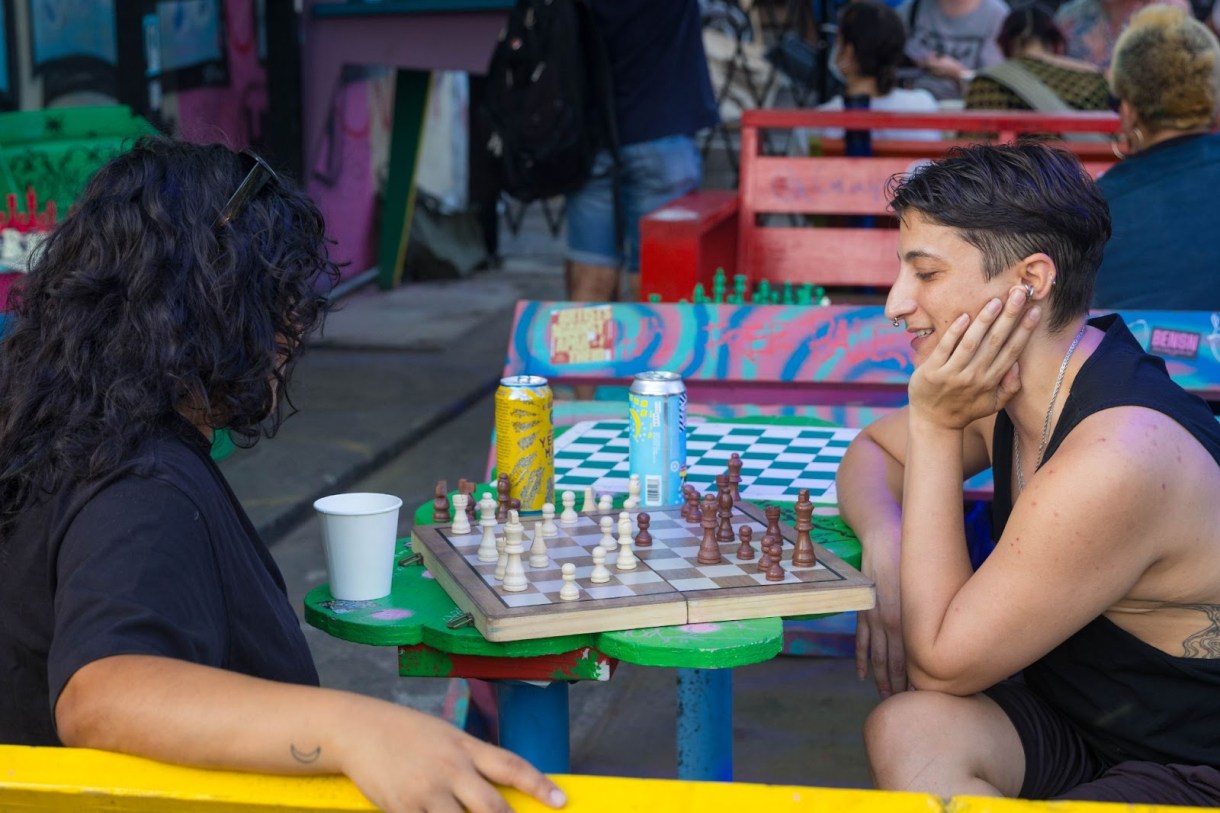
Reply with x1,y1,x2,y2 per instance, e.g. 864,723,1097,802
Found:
864,691,932,784
565,261,620,302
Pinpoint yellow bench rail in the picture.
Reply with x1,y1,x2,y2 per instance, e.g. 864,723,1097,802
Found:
0,746,1209,812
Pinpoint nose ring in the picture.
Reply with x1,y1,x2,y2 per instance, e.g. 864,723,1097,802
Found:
891,318,900,327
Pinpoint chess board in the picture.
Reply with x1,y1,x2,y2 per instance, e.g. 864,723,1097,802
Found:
413,501,874,642
552,421,860,504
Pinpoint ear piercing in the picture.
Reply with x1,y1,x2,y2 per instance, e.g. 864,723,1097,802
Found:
1023,283,1035,301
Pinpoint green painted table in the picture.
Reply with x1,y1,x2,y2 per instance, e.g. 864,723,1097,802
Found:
304,488,866,780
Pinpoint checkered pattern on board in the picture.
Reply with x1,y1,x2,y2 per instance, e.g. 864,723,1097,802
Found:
552,421,859,504
438,505,837,609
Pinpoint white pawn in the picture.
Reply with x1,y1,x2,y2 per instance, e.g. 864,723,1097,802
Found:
598,515,617,550
558,563,581,601
623,474,641,509
476,495,498,562
495,534,508,580
560,490,579,525
617,511,633,549
616,535,637,570
582,486,596,513
589,546,611,583
450,494,471,534
598,493,613,512
529,520,549,568
501,510,527,592
541,502,559,537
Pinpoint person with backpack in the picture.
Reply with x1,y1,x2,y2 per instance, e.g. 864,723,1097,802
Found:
564,0,719,304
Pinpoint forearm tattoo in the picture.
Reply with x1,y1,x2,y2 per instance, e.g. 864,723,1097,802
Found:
290,744,322,764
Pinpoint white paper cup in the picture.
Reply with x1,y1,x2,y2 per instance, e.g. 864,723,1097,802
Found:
313,492,403,601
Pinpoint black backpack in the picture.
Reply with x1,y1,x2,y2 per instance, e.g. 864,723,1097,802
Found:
482,0,618,203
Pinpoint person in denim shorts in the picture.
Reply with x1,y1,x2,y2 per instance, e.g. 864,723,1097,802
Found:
566,0,719,304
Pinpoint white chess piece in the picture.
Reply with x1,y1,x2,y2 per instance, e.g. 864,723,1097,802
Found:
495,534,508,580
529,520,549,568
598,515,617,550
450,494,471,534
623,474,641,509
589,546,611,583
501,510,527,592
616,535,637,570
541,502,559,537
476,495,499,562
560,490,579,525
558,563,581,601
582,486,596,513
617,511,633,549
597,493,613,512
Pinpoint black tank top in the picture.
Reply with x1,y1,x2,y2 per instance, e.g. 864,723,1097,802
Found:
992,314,1220,768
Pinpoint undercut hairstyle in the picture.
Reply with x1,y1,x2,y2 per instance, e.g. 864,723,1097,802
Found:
887,141,1111,333
998,4,1065,59
0,136,340,537
1111,4,1220,132
839,0,908,96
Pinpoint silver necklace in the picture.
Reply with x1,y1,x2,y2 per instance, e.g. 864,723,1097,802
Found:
1014,323,1088,492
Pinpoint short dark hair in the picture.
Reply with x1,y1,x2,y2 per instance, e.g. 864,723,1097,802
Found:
0,136,341,535
887,142,1111,332
998,4,1065,59
839,0,908,96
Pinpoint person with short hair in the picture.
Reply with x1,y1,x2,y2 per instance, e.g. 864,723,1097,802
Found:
897,0,1010,100
1054,0,1191,71
965,4,1110,111
1093,4,1220,310
837,141,1220,805
0,137,566,813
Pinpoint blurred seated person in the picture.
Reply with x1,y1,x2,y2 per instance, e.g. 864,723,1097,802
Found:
1094,4,1220,310
966,5,1110,111
802,0,941,149
898,0,1010,101
1054,0,1191,71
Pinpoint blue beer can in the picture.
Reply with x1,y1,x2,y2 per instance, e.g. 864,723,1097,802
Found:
628,371,687,507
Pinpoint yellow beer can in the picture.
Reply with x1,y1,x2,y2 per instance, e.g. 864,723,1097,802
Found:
495,375,554,512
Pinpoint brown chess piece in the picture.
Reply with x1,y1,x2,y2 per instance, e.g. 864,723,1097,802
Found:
765,556,785,581
715,487,734,542
727,453,743,502
635,512,653,547
432,479,450,524
757,541,773,572
768,535,784,563
496,474,511,522
697,495,722,564
763,505,783,547
688,488,703,524
792,491,817,567
509,497,521,516
681,485,696,520
735,525,755,560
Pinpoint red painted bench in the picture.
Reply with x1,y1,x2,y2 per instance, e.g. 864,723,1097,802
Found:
640,109,1121,303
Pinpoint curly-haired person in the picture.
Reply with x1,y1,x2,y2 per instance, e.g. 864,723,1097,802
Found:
0,137,565,813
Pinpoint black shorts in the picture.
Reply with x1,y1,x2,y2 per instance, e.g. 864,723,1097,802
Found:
985,679,1220,806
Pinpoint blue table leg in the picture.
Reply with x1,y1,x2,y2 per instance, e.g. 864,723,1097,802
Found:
676,667,733,781
496,680,570,773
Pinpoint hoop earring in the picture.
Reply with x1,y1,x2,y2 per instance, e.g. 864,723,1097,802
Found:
1111,133,1128,160
1129,125,1144,152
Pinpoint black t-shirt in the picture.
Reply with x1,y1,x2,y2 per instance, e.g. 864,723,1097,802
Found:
591,0,719,146
0,418,319,745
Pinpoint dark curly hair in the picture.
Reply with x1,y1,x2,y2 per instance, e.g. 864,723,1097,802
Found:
839,0,908,96
0,136,340,536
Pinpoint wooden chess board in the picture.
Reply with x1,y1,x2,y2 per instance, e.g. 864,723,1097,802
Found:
412,501,874,642
552,421,859,504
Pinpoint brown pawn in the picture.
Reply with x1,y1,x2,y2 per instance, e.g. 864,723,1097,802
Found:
768,535,785,562
757,541,773,572
687,488,703,524
697,495,722,564
715,486,734,542
432,479,451,524
791,490,817,567
635,512,653,547
727,453,743,502
735,525,755,560
765,556,785,581
496,474,511,522
509,497,521,516
680,485,694,519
